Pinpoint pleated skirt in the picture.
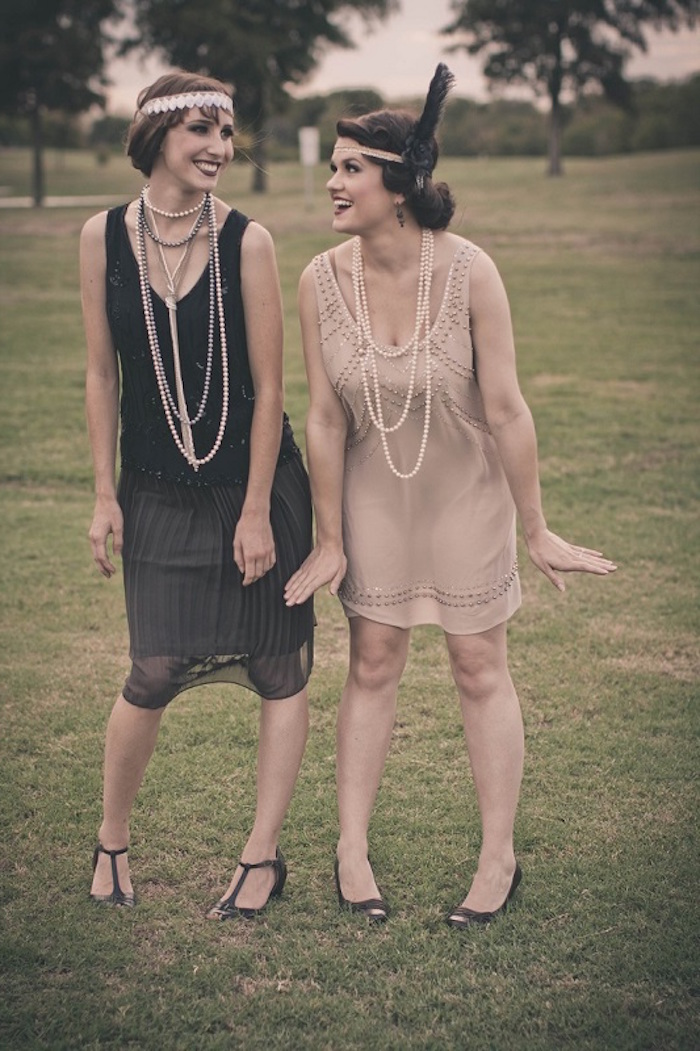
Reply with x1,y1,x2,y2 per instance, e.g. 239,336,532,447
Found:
118,455,314,708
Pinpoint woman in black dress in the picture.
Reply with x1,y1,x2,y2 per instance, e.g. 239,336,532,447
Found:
81,71,314,918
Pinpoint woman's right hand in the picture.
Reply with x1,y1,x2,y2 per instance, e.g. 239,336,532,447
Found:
88,495,124,578
284,544,347,606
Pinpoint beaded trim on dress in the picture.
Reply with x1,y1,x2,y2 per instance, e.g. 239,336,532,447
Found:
339,563,519,611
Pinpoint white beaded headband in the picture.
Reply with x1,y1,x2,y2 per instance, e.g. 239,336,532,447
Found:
141,91,233,117
333,145,404,164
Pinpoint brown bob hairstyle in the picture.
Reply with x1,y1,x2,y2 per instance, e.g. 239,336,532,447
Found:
126,70,234,177
336,109,455,231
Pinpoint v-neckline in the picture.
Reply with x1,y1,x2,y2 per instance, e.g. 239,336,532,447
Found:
121,205,232,308
323,239,467,350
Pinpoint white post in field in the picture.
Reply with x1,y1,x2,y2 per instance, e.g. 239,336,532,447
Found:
298,126,320,210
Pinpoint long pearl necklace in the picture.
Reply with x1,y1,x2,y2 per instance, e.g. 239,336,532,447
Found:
148,209,200,466
352,228,434,479
146,204,215,428
136,190,229,471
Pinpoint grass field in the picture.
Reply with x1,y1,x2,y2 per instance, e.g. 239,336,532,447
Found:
0,146,698,1050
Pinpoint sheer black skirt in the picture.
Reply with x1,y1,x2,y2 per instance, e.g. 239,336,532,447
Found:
118,455,314,708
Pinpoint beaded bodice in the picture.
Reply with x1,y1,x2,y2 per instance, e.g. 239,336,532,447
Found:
312,238,491,470
105,206,298,486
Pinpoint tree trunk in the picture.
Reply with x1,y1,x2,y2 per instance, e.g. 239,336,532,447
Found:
547,56,564,177
548,95,563,177
30,101,45,206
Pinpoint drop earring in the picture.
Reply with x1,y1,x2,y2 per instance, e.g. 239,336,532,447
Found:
395,201,405,228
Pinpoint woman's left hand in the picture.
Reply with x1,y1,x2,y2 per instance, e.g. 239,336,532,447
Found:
526,529,618,592
233,510,276,586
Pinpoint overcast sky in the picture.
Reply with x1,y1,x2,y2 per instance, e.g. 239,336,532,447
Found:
107,0,700,114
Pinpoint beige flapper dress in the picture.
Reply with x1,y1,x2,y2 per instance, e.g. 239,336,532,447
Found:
312,238,521,634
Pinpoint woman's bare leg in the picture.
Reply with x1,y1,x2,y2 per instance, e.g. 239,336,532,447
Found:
445,622,524,912
91,694,165,897
335,617,411,902
209,688,309,912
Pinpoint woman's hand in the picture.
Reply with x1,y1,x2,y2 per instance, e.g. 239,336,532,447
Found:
89,495,124,578
233,509,276,586
284,545,347,606
526,528,617,592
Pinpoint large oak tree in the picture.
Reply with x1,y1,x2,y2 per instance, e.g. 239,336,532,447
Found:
0,0,123,204
443,0,699,175
126,0,398,192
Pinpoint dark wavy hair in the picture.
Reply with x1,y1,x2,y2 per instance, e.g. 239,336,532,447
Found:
126,70,234,177
336,109,455,230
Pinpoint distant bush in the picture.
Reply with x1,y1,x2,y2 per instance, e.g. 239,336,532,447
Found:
563,76,700,155
262,75,700,162
441,97,548,157
2,76,697,160
0,111,83,148
88,115,131,150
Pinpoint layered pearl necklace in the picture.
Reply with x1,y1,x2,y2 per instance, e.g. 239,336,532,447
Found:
136,188,229,471
352,228,434,479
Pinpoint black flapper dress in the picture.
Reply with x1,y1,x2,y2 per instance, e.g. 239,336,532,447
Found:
105,205,313,707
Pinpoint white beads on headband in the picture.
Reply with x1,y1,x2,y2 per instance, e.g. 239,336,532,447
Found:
141,91,233,117
334,145,403,164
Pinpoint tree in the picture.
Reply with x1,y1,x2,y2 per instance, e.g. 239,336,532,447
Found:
0,0,124,204
442,0,700,175
125,0,398,192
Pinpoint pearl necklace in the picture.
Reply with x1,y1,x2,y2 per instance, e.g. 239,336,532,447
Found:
141,197,208,248
352,228,434,479
143,185,207,218
147,207,214,428
136,191,229,471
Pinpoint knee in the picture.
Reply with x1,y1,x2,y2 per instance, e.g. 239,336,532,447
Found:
450,649,508,705
348,644,405,696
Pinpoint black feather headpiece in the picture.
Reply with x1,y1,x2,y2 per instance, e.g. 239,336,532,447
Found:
402,63,456,192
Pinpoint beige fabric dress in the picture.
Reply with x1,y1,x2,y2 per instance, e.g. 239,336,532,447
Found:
312,237,521,634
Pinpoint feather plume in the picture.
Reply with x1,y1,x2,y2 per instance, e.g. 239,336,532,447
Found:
402,64,455,191
414,64,456,145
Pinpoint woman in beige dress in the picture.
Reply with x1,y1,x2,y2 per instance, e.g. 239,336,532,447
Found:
285,66,616,926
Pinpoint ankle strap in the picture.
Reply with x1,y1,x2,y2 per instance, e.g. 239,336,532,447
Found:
239,856,277,873
98,843,129,858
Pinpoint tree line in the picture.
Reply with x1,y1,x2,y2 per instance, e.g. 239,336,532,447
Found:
270,75,700,161
2,75,697,164
1,0,697,203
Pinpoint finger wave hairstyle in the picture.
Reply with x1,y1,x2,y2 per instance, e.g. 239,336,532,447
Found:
336,109,456,230
126,70,234,177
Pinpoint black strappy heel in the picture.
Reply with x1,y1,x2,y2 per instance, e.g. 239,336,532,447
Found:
207,848,287,920
90,843,136,908
334,857,389,923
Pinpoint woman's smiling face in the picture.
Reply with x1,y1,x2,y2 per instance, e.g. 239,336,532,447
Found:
155,107,234,192
326,138,397,234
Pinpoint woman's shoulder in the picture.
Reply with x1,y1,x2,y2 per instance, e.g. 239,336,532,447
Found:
300,241,341,284
437,230,482,257
82,201,136,244
80,209,109,240
440,231,501,281
80,210,115,261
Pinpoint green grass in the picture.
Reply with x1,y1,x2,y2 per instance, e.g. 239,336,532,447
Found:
1,148,699,1050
